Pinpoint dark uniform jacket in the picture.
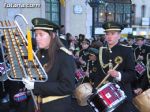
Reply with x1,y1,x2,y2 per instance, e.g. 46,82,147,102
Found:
134,44,150,64
27,48,76,112
133,45,150,91
94,43,137,112
88,60,100,82
79,48,89,71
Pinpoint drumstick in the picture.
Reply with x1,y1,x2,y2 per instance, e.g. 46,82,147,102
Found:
95,63,119,90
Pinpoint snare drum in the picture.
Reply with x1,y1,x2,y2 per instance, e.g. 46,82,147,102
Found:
88,83,126,112
14,92,27,102
135,61,146,75
74,82,93,106
75,69,86,82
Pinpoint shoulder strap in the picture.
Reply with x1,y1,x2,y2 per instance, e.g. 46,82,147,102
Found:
60,47,72,55
120,44,132,47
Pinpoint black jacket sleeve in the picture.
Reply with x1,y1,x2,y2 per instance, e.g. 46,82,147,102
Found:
34,51,76,97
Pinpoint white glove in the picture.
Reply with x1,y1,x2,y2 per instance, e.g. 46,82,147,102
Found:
22,78,34,90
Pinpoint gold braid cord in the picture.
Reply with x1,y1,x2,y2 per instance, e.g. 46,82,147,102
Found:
99,47,109,69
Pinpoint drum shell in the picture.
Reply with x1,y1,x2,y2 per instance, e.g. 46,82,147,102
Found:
133,89,150,112
74,82,93,106
14,92,27,102
135,61,146,76
75,69,85,81
88,93,107,112
88,83,126,112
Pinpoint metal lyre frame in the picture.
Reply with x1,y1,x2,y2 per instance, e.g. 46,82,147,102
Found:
0,14,48,111
0,14,48,82
13,14,48,82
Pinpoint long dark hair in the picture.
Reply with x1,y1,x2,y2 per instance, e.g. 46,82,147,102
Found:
38,30,64,72
47,31,64,71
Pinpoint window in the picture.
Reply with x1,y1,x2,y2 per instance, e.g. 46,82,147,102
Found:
45,0,60,25
141,5,146,17
106,3,115,21
131,4,136,24
116,3,124,23
123,4,131,26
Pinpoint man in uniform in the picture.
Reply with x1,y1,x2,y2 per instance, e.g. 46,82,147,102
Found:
133,36,150,95
127,34,136,47
79,39,90,72
92,22,137,112
87,48,99,82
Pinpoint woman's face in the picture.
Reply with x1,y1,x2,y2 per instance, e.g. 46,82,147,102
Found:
35,30,51,49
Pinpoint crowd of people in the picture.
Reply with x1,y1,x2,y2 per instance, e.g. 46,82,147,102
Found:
0,18,150,112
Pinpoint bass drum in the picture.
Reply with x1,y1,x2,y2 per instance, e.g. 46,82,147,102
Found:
74,82,93,106
133,89,150,112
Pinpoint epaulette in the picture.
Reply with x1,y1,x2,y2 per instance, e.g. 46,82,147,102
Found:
60,47,72,55
120,44,132,47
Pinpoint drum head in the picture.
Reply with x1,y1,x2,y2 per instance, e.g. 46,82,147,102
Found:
74,83,93,106
133,89,150,112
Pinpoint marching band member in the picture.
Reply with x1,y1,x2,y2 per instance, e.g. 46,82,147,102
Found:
133,36,150,95
23,18,76,112
93,22,138,112
87,48,99,82
79,39,90,72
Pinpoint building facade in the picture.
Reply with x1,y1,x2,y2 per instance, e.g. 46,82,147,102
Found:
0,0,149,38
131,0,150,38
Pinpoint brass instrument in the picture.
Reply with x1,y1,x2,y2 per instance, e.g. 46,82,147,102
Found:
0,14,48,82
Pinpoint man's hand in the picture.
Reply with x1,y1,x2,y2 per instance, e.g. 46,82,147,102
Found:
108,69,119,78
138,55,143,60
